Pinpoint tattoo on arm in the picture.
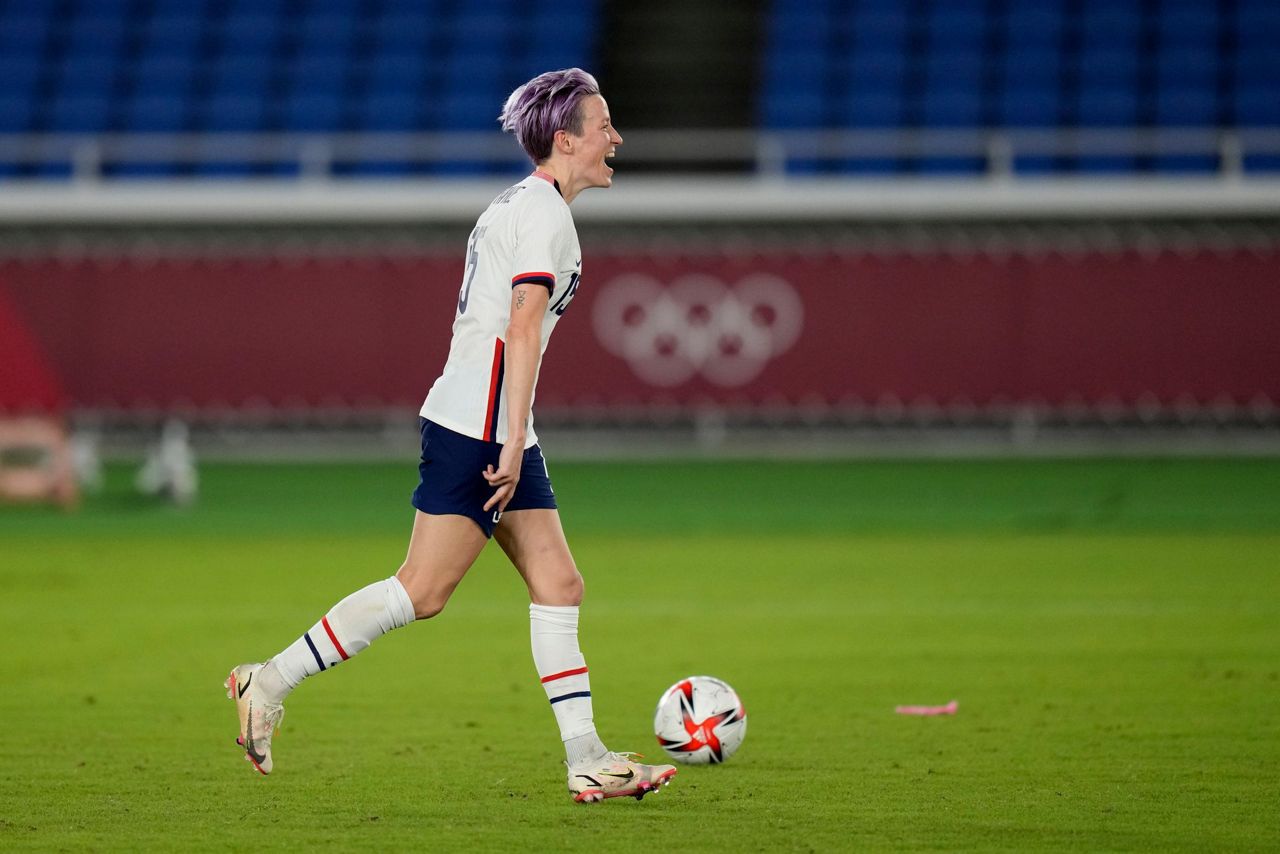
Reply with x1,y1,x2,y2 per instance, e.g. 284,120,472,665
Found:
516,288,527,310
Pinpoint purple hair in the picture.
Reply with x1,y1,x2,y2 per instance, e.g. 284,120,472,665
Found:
499,68,601,164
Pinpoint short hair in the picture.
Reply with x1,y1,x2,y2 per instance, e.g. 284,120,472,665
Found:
499,68,601,164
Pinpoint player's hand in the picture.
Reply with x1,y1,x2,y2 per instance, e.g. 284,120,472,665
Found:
482,441,523,514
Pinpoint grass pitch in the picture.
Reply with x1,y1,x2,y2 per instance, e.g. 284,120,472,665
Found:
2,458,1278,852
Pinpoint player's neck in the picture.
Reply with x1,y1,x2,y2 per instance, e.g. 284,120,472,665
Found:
532,165,578,204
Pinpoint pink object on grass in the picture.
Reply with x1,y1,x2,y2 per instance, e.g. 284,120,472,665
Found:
895,700,959,716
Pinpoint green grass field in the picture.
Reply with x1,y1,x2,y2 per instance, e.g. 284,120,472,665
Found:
2,458,1278,852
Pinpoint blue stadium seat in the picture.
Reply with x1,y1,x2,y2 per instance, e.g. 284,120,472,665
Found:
459,0,519,13
926,8,986,48
281,92,346,131
1078,6,1142,47
846,9,910,48
208,53,277,95
1159,6,1219,49
523,47,590,73
0,94,37,133
1077,48,1140,87
47,94,114,132
1075,154,1139,175
1155,85,1218,126
0,56,46,93
528,9,594,47
1234,86,1280,126
442,49,506,90
122,94,190,132
149,0,211,13
761,90,825,128
1235,46,1280,90
921,86,983,128
378,0,444,11
364,52,429,92
453,12,516,44
924,50,983,90
769,51,831,90
1156,46,1217,89
1234,2,1280,49
55,54,122,96
843,89,905,128
297,14,357,53
371,12,435,50
219,13,283,51
131,54,199,97
67,15,128,54
840,49,906,88
0,15,53,53
769,10,834,50
998,85,1062,127
1077,88,1140,127
1243,154,1280,174
140,14,205,53
998,44,1061,88
356,91,423,131
1004,5,1063,47
199,94,270,132
284,55,350,94
440,91,504,131
914,155,986,176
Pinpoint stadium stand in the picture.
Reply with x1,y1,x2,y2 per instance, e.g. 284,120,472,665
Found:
2,1,1276,178
0,0,601,176
760,0,1280,175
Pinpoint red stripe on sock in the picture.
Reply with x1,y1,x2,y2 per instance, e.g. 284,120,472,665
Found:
321,616,349,660
540,666,588,684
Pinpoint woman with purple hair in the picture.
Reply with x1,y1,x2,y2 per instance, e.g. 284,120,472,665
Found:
225,69,677,804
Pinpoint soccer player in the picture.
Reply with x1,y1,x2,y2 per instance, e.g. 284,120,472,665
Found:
225,69,676,804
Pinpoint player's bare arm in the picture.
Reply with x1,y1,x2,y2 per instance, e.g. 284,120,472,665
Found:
483,283,549,513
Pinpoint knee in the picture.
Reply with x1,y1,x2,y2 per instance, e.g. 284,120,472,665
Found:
396,564,452,620
537,568,583,607
413,596,447,620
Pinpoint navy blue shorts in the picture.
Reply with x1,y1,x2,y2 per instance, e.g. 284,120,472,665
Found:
411,418,557,538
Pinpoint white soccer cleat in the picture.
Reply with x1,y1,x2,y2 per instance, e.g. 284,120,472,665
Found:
566,752,677,803
224,663,285,776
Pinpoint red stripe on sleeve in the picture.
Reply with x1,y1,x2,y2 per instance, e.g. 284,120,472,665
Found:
321,616,349,661
511,271,556,284
540,666,589,684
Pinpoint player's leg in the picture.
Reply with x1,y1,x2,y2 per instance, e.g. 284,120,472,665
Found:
496,507,676,802
227,511,487,774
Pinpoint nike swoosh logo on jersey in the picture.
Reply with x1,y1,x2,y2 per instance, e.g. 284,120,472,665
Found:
237,672,253,698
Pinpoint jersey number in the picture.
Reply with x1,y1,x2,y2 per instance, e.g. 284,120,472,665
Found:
457,226,486,314
550,272,580,316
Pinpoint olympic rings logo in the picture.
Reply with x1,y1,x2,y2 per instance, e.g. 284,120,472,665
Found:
592,273,804,388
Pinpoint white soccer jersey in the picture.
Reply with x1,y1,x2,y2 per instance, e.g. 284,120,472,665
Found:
420,172,582,447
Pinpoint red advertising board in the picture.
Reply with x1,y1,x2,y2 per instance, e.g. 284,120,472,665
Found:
3,248,1277,413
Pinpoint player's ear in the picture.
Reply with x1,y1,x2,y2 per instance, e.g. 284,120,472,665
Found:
553,128,573,155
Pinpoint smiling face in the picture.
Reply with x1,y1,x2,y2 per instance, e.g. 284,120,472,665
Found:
558,94,622,198
570,95,622,188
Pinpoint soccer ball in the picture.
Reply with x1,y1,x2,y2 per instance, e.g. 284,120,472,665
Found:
653,675,747,764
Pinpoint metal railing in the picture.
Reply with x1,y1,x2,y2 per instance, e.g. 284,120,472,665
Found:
2,128,1279,183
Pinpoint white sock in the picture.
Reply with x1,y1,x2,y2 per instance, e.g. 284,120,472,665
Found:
530,603,608,767
258,577,416,704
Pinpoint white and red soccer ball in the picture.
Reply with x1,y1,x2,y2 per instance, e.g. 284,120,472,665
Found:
653,675,747,764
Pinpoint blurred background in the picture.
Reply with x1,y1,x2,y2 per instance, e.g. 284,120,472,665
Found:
1,0,1278,502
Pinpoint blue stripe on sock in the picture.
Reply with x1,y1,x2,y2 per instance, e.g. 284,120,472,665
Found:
304,632,326,671
549,690,591,705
